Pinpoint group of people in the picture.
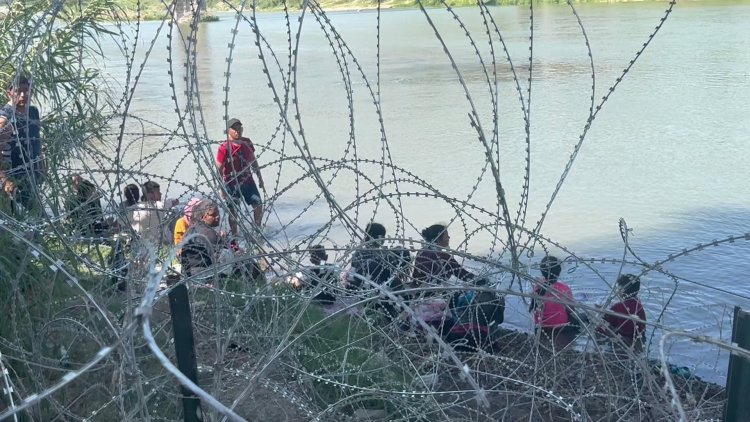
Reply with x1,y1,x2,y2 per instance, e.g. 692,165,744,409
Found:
65,174,261,281
0,73,265,241
1,75,646,349
0,78,268,279
530,255,647,348
291,222,647,351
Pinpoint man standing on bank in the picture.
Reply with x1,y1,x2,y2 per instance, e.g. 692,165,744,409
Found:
216,118,265,236
0,75,44,213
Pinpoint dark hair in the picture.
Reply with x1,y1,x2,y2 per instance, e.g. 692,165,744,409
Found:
6,75,29,91
78,179,96,198
193,200,218,220
421,224,447,243
365,222,386,241
529,255,563,312
124,184,139,206
141,180,160,201
310,245,328,263
617,274,640,299
540,255,562,282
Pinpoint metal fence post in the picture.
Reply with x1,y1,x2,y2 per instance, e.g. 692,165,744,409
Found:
168,275,204,422
724,306,750,422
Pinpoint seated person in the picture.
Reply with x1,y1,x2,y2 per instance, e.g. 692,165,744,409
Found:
450,278,505,327
130,180,178,245
346,222,411,291
443,278,505,351
180,201,221,274
120,183,139,211
288,245,337,305
67,174,112,236
528,255,580,349
306,245,337,304
173,198,203,247
0,177,23,217
115,183,139,226
598,274,646,346
180,201,262,281
412,224,474,292
528,255,575,330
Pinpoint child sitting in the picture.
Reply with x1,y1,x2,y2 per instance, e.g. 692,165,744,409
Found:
598,274,646,346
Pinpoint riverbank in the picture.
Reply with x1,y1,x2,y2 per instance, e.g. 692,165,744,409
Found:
118,0,674,21
185,282,726,420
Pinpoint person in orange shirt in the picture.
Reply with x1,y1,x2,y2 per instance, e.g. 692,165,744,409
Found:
173,198,203,248
173,198,203,247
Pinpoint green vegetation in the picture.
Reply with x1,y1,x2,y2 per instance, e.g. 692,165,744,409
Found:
110,0,663,20
207,282,425,417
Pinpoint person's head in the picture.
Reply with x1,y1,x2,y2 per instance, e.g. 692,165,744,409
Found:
617,274,640,299
227,118,243,141
124,184,139,206
69,174,95,198
194,200,220,227
6,75,30,109
421,224,449,247
70,173,83,191
539,255,562,283
364,222,386,246
142,181,161,202
183,197,203,225
310,244,328,265
3,178,16,196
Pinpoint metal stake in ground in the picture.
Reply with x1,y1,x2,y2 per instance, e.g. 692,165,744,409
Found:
168,278,204,422
724,306,750,422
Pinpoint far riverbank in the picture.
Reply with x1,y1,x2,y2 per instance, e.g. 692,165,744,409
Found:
119,0,680,21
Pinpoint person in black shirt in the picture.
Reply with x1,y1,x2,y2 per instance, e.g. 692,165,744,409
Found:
0,76,44,213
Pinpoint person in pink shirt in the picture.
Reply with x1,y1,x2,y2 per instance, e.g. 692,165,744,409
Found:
529,255,575,330
599,274,647,346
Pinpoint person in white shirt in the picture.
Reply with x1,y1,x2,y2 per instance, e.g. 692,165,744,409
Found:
130,180,178,245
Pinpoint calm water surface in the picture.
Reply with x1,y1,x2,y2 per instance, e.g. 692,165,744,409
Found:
99,2,750,382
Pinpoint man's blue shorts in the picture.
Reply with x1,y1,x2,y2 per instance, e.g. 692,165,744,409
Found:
227,182,262,206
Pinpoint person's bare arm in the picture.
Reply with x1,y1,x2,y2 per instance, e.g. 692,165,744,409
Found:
0,116,9,154
0,117,8,179
39,125,45,175
252,159,264,190
216,157,224,174
215,157,226,198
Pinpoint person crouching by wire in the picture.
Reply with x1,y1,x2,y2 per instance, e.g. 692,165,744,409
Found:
67,173,117,237
179,200,223,279
529,255,581,349
287,245,338,306
596,273,647,350
179,200,263,283
0,177,22,218
173,198,203,250
412,224,475,292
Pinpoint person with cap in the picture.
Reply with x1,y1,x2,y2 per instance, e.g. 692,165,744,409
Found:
216,117,265,236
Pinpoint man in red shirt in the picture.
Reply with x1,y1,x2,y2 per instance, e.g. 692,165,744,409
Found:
216,118,265,235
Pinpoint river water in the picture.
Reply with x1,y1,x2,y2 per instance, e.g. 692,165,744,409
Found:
98,2,750,382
